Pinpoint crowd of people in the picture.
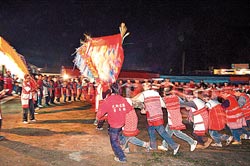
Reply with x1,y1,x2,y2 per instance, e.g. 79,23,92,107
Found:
19,73,100,123
95,78,250,163
1,72,250,163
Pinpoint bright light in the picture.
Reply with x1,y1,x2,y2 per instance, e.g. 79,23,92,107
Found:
0,51,25,78
63,74,69,80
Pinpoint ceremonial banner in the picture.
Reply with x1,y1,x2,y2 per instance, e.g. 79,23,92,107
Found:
74,34,124,83
0,36,29,78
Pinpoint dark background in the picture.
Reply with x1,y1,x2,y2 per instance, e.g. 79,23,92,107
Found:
0,0,250,74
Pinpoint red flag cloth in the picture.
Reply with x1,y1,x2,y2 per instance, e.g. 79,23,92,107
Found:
78,34,124,83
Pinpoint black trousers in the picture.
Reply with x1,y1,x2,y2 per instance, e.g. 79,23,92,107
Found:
23,99,35,121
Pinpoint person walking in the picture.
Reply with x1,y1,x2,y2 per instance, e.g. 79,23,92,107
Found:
158,86,198,152
132,84,180,155
120,98,150,153
180,91,212,149
204,95,233,147
219,92,246,145
96,83,133,163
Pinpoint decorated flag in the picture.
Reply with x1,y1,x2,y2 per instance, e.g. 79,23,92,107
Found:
74,23,129,83
74,33,124,83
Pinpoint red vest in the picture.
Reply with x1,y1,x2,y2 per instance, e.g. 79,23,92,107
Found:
224,94,245,129
123,109,140,137
192,98,209,136
143,90,164,126
164,95,186,130
207,100,226,130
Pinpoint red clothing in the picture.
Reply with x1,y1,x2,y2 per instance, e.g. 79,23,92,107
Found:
143,90,164,126
21,81,36,108
221,94,246,129
67,82,72,96
132,82,143,97
123,108,140,136
240,93,250,121
206,100,226,130
164,95,186,130
62,84,67,95
37,79,43,89
36,79,43,97
97,94,132,128
4,76,12,95
54,81,62,98
72,81,77,97
192,98,209,136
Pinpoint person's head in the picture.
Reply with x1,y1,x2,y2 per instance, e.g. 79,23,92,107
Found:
135,79,140,83
143,83,151,91
24,74,31,82
111,82,119,94
37,74,43,79
43,75,47,80
164,86,173,95
202,93,211,102
164,78,170,82
234,90,241,97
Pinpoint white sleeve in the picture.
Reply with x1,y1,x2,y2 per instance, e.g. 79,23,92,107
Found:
160,97,166,108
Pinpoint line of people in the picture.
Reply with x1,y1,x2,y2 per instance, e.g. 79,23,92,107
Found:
20,74,100,123
95,79,250,163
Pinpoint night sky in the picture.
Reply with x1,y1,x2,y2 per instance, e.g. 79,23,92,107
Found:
0,0,250,74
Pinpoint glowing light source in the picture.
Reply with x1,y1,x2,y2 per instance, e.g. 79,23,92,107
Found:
63,74,69,80
0,51,25,78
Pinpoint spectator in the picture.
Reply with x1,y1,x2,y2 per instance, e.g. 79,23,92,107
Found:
21,74,37,124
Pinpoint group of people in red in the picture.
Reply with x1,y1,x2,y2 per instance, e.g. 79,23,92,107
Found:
19,73,100,123
2,71,250,163
95,78,250,163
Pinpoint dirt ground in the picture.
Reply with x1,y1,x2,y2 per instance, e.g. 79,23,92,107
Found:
0,96,250,166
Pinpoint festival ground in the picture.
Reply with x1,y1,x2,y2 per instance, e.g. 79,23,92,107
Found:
0,96,250,166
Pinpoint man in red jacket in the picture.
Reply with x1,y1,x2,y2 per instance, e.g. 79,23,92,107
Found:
97,83,132,163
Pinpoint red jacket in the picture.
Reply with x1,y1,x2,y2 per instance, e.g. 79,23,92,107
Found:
97,94,132,128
